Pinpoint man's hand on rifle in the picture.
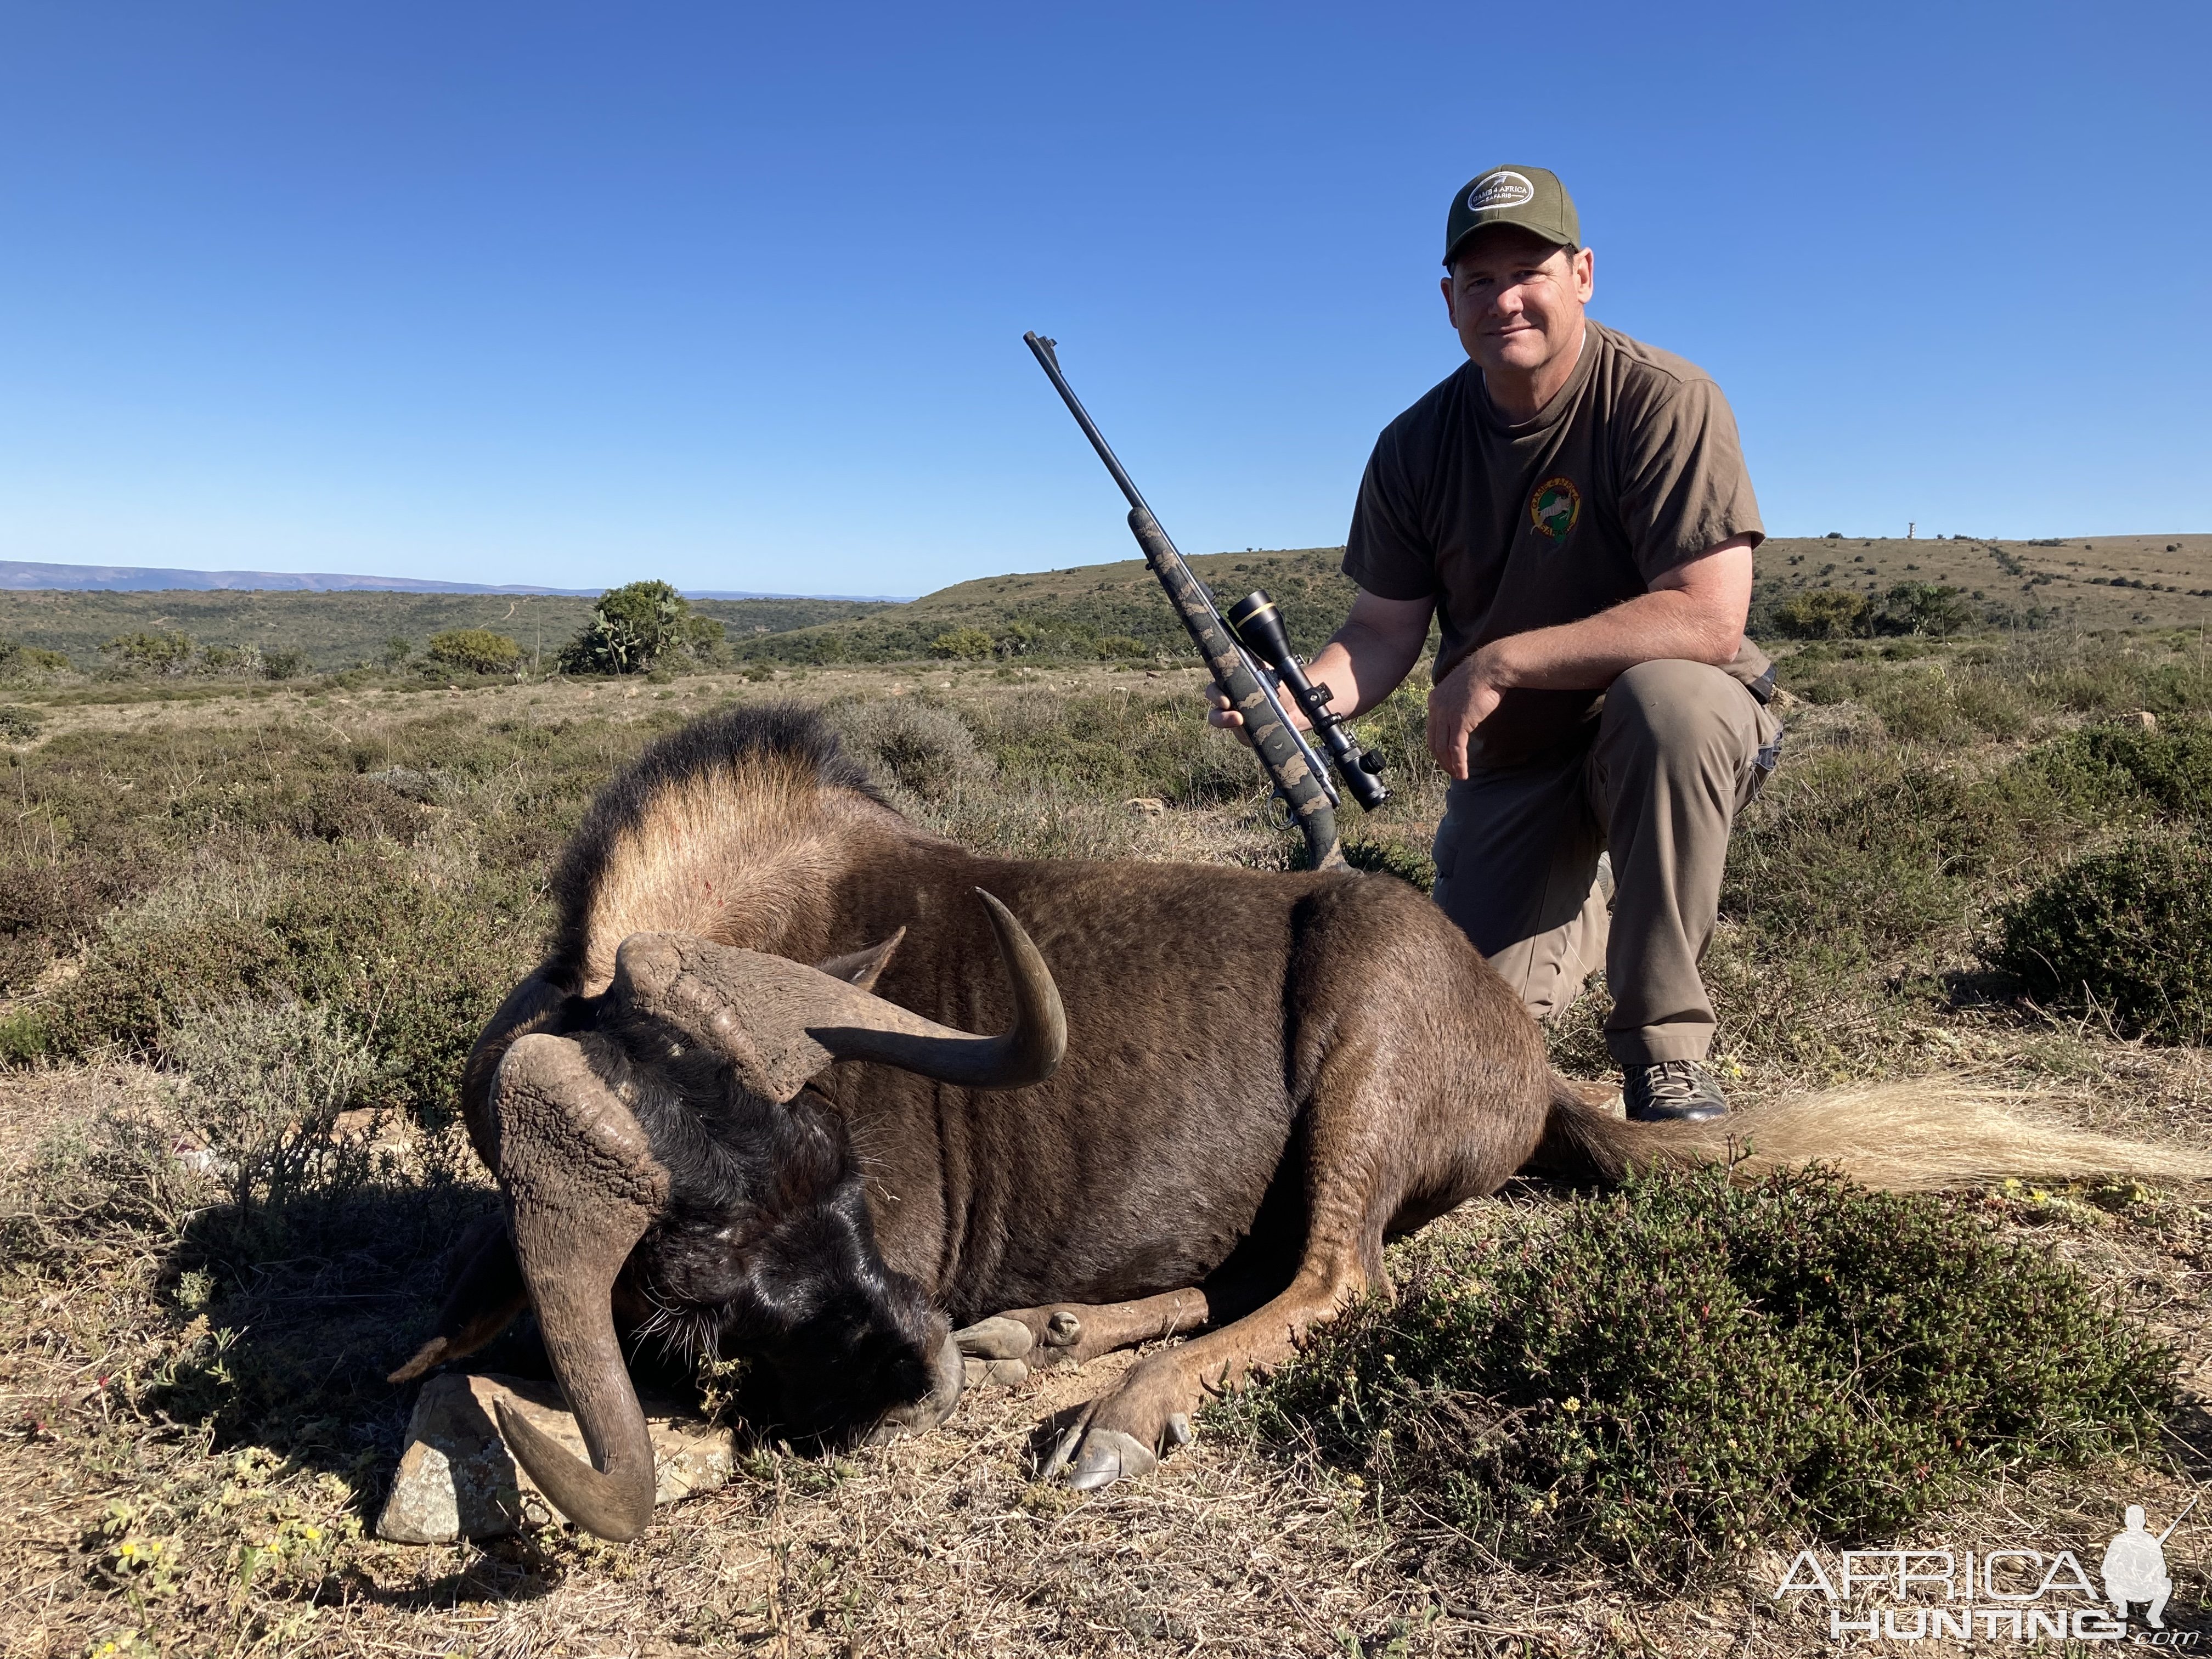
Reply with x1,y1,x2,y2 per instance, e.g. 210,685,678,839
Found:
1206,588,1433,752
1207,689,1308,748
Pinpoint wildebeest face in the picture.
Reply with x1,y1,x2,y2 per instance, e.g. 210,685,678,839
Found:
589,1020,955,1445
473,897,1062,1541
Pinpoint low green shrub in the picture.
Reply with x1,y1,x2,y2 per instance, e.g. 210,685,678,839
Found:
1342,834,1436,890
0,703,41,740
424,628,524,678
0,638,72,677
1722,752,2075,964
2025,718,2212,823
1984,835,2212,1043
929,627,994,661
43,847,544,1119
1772,588,1868,640
162,996,376,1216
1241,1166,2174,1583
0,1006,48,1065
827,698,991,803
971,691,1255,808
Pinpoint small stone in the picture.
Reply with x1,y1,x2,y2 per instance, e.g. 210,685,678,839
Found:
375,1372,733,1543
2130,710,2158,731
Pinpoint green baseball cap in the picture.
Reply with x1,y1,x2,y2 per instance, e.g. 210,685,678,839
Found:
1443,166,1579,267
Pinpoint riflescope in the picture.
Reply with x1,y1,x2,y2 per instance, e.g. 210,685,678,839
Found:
1224,590,1389,812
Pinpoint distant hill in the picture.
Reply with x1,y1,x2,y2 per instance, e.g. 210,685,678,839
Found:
0,558,907,602
3,535,2205,676
715,533,2212,666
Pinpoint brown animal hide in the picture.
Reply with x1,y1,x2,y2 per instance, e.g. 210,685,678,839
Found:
403,702,2212,1539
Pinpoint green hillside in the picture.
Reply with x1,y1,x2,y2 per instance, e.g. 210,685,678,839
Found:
0,588,893,672
718,532,2212,667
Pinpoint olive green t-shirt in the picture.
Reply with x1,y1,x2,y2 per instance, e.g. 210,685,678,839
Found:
1342,320,1770,768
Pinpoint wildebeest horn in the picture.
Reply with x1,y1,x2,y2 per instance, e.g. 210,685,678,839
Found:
611,889,1065,1101
487,1033,670,1542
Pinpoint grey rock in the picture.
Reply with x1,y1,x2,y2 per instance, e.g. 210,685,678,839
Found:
376,1371,734,1543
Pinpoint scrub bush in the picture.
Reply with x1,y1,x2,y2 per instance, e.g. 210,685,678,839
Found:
161,996,375,1216
1772,588,1868,640
42,848,544,1120
1984,835,2212,1044
827,697,991,803
423,628,524,678
1242,1165,2174,1584
2026,718,2212,823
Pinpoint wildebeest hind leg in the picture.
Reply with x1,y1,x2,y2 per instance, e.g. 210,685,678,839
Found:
955,1288,1212,1384
388,1212,529,1384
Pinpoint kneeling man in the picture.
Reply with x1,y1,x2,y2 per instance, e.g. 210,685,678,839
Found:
1215,165,1781,1121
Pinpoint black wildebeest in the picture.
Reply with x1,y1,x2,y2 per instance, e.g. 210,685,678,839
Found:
393,703,2195,1540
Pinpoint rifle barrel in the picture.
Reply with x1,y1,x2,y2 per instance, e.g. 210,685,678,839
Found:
1023,334,1153,518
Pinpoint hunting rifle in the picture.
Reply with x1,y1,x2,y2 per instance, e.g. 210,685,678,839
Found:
1023,331,1386,872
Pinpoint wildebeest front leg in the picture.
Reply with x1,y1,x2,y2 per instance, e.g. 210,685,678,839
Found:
1041,1258,1365,1488
953,1288,1212,1385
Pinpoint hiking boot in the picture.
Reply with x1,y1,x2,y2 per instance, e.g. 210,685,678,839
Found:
1622,1059,1727,1123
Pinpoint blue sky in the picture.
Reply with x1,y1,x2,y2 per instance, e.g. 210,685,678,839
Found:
0,2,2204,597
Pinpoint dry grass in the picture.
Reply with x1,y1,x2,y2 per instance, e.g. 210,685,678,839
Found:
4,647,2212,1656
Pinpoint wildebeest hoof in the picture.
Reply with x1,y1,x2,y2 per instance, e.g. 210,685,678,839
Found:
1055,1426,1158,1491
953,1316,1036,1361
961,1357,1030,1389
1165,1412,1192,1446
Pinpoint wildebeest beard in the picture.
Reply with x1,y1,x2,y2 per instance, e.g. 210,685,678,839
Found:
572,1009,946,1445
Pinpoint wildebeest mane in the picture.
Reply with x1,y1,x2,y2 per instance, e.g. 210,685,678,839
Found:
549,702,892,988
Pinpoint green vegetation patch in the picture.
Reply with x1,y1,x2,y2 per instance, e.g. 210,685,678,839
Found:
2026,717,2212,823
1242,1166,2173,1583
36,843,543,1120
1985,834,2212,1045
423,627,524,677
560,579,726,676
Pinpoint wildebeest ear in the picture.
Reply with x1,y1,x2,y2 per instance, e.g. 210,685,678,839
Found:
814,927,906,994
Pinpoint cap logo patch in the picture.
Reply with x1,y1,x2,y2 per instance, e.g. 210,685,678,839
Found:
1470,171,1536,212
1530,476,1581,543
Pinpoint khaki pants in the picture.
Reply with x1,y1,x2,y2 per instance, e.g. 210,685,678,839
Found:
1430,659,1782,1065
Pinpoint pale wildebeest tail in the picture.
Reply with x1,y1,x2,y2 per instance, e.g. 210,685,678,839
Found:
1527,1074,2212,1192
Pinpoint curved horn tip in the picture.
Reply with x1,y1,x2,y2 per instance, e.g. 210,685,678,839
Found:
494,1396,654,1543
971,888,1066,1082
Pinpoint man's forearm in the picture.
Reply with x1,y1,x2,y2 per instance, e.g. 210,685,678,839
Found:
1481,588,1742,692
1300,616,1428,724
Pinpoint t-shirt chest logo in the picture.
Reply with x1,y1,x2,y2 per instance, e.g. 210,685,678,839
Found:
1529,476,1582,543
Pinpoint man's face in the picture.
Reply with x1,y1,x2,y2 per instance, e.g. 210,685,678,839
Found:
1441,229,1594,379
